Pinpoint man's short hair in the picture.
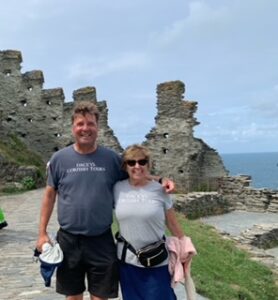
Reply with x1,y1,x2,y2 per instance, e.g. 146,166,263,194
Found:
71,101,100,124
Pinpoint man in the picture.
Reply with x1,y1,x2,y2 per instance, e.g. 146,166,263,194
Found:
36,101,174,300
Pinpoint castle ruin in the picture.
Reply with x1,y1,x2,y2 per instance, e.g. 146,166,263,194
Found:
144,81,228,191
0,49,227,192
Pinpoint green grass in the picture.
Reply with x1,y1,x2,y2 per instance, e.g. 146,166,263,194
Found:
176,213,278,300
113,213,278,300
0,133,45,170
0,133,46,194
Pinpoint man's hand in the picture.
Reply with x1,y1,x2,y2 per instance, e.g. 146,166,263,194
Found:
145,175,175,193
161,178,175,193
36,233,51,252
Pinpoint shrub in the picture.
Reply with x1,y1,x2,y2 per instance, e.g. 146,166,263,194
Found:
21,176,36,190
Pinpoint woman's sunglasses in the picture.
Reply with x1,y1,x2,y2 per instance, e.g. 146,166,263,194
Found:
126,159,148,167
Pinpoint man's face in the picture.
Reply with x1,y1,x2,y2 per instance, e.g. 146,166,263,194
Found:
72,113,98,148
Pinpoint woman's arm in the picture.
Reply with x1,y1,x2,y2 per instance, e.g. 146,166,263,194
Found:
165,208,184,238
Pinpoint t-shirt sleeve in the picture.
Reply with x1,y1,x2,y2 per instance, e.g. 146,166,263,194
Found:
112,152,128,181
46,158,58,189
158,184,173,210
164,193,173,210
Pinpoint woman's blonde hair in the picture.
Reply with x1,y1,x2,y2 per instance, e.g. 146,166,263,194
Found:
122,144,151,171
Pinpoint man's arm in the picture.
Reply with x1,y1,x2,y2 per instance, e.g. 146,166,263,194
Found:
147,175,175,193
36,185,57,251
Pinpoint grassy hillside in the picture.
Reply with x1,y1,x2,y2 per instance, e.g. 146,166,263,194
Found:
176,213,278,300
0,133,46,192
0,133,44,167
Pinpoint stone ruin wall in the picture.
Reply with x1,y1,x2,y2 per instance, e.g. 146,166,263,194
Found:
0,50,122,162
173,178,278,273
0,49,227,192
144,81,228,192
174,176,278,219
218,175,278,213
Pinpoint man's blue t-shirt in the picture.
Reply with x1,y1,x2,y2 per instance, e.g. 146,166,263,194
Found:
47,145,125,236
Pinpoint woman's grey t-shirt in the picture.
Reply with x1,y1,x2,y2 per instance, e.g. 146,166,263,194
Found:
47,145,125,236
114,179,173,267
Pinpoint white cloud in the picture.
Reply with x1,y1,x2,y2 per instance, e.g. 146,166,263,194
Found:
67,52,149,82
149,1,230,48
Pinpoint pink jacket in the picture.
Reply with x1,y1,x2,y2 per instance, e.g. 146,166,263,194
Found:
166,236,197,300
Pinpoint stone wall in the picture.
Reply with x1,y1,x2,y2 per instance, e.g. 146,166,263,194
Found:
174,176,278,219
0,50,227,192
173,176,278,273
218,175,278,213
173,177,278,274
0,50,122,161
174,192,232,219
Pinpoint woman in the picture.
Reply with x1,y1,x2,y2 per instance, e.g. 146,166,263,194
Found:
113,144,185,300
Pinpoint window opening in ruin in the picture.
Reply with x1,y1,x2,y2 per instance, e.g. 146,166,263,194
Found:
178,170,184,174
28,86,33,91
162,148,169,154
20,99,27,107
53,147,59,151
4,70,11,76
46,100,52,105
190,154,198,161
6,117,12,122
20,133,27,137
52,117,57,121
54,133,61,137
163,133,169,138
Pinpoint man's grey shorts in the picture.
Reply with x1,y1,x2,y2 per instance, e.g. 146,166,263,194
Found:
56,228,119,298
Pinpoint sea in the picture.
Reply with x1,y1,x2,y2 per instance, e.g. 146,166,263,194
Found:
221,152,278,190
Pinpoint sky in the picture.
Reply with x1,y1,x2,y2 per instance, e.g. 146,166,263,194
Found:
1,0,278,154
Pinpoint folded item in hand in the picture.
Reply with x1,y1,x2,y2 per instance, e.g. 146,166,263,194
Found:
38,242,63,287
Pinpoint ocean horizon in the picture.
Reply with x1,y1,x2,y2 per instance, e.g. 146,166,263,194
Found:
221,152,278,190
